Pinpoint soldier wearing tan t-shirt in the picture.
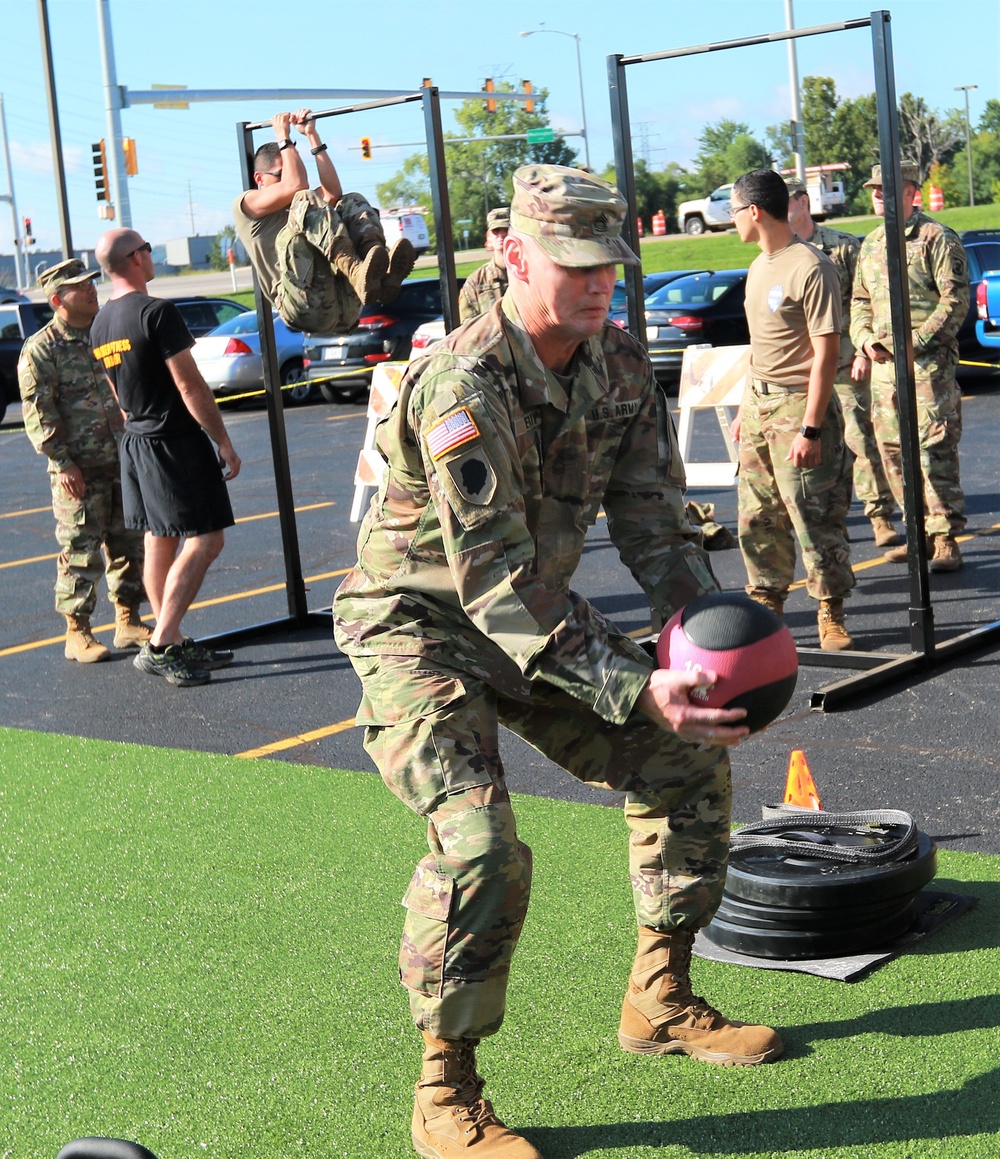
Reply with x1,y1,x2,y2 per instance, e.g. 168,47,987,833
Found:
728,169,856,652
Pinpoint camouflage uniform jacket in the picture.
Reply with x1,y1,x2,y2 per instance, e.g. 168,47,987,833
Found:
458,260,508,323
850,210,970,360
334,295,718,726
18,314,123,474
804,223,861,367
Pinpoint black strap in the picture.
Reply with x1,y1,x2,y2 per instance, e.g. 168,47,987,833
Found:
730,809,918,865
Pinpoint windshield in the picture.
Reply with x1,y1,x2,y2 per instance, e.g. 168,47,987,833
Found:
645,271,745,308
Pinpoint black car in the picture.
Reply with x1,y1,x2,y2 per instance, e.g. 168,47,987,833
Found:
959,230,1000,379
168,296,250,338
303,278,462,402
609,270,709,319
629,269,749,389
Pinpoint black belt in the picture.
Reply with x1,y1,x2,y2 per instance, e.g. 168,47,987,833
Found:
750,377,806,395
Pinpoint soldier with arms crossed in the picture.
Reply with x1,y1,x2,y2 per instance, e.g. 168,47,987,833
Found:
335,165,781,1159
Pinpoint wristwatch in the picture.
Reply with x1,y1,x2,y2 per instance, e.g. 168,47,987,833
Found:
277,138,295,151
800,425,821,441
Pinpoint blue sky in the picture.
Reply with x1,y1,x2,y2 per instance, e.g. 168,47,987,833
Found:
2,0,997,262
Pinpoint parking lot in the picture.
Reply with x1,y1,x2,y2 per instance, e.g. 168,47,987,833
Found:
2,378,999,854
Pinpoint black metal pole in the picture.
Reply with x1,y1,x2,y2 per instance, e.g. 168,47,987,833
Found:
236,121,309,624
423,86,459,332
36,0,73,261
870,9,935,656
608,54,646,350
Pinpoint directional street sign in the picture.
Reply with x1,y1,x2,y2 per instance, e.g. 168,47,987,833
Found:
525,128,555,144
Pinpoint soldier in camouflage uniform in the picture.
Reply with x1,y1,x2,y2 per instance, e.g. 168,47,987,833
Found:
850,163,970,573
458,206,510,322
335,165,781,1159
786,177,901,549
728,170,856,652
17,259,149,663
233,109,415,334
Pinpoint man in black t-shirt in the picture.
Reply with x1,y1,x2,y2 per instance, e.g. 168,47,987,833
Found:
92,228,241,687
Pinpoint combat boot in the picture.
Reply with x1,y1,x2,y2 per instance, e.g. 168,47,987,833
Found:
113,604,152,650
412,1033,542,1158
332,242,389,305
929,535,963,573
747,589,785,621
380,237,417,304
619,927,782,1066
817,599,853,652
64,614,110,664
870,516,904,548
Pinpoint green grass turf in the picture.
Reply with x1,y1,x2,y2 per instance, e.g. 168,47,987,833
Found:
2,727,998,1159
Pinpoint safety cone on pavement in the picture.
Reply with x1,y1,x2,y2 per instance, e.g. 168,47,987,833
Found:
784,750,822,810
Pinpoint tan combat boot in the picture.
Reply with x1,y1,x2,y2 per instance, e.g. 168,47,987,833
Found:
113,604,152,650
928,536,963,573
870,516,904,548
619,927,782,1066
412,1033,542,1158
64,614,110,664
818,599,853,652
332,242,389,305
747,589,785,621
381,237,417,304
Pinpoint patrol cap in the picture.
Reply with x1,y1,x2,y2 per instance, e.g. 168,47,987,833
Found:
38,258,100,297
864,163,921,187
486,207,510,232
510,164,639,267
783,176,807,195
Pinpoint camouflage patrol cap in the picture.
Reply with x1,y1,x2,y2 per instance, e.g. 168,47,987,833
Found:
38,258,100,297
486,207,510,232
864,163,921,187
783,176,808,195
510,164,639,267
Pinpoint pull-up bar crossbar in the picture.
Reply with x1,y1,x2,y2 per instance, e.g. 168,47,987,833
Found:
618,17,872,64
125,87,534,108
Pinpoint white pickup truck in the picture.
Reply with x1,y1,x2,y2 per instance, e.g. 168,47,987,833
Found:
677,171,847,235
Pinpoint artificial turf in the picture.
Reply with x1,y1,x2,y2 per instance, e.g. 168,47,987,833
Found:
1,727,998,1159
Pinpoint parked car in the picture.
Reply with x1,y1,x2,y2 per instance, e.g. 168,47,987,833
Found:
303,277,462,402
959,230,1000,379
191,310,309,404
609,270,712,325
0,300,53,423
409,317,447,357
168,296,250,338
636,269,750,388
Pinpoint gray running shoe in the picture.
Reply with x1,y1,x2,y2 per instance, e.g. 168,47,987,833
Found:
133,642,211,687
180,637,234,670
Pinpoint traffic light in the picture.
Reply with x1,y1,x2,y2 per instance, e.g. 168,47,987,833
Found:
360,136,372,160
23,217,34,246
522,80,533,114
484,78,496,114
92,140,108,201
123,136,138,176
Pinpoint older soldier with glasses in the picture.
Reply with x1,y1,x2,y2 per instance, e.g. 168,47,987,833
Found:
335,164,781,1159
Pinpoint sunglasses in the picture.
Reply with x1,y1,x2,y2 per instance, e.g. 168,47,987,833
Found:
128,241,152,258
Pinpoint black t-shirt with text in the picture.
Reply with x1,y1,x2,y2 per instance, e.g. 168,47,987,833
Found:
91,291,199,437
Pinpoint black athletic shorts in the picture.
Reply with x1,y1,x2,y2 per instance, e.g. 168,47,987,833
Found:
121,430,235,537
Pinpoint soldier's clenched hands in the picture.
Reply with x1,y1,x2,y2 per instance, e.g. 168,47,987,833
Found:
636,667,749,746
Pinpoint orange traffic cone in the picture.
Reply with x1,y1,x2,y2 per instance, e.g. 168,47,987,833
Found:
784,750,822,810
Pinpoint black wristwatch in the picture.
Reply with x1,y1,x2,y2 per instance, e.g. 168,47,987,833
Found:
800,425,821,441
277,138,295,151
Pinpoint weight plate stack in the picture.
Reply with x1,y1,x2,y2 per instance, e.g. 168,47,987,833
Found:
704,822,937,959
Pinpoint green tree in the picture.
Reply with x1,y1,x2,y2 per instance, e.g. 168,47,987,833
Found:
691,119,770,190
376,83,575,252
897,92,964,181
598,158,688,228
207,225,238,272
979,99,1000,136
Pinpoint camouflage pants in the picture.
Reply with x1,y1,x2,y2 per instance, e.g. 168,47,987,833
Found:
834,370,895,518
354,653,731,1042
870,359,965,538
274,189,385,335
50,465,145,616
738,384,855,601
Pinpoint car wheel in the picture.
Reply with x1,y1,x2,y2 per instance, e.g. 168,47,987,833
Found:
281,361,312,405
684,217,706,236
319,380,368,405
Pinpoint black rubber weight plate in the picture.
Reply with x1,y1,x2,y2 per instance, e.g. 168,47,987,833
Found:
723,831,937,909
714,889,916,931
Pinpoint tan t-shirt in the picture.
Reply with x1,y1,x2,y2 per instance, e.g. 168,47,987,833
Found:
744,236,841,388
232,193,287,303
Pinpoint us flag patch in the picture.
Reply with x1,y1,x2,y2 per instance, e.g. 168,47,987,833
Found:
426,408,480,460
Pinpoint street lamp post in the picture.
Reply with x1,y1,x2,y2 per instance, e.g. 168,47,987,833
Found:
519,28,590,170
955,84,977,208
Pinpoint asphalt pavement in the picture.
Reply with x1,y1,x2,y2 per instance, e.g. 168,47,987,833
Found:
2,379,999,854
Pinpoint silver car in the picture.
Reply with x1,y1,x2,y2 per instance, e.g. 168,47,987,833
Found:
191,310,311,404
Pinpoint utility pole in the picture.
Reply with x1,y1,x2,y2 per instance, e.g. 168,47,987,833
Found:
0,94,28,289
955,84,977,208
37,0,74,259
785,0,806,182
96,0,131,227
188,181,196,234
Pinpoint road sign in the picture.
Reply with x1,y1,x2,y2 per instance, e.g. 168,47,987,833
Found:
526,128,555,144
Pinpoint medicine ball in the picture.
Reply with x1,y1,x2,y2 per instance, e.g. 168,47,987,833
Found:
656,592,798,734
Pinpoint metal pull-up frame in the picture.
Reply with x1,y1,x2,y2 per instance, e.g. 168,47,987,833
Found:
607,10,1000,709
223,85,457,643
